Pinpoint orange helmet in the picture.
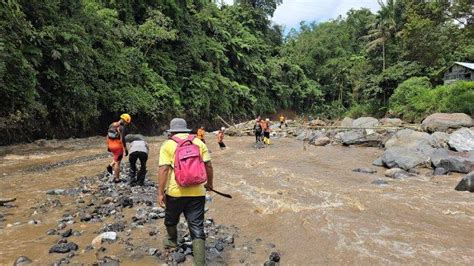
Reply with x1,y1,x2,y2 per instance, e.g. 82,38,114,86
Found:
120,113,131,124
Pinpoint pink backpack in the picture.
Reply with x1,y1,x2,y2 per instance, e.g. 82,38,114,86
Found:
171,135,207,187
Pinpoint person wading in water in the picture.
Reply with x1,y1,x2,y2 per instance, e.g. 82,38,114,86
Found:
158,118,214,266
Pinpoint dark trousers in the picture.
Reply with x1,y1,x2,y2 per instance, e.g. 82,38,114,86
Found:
218,141,226,149
264,131,270,139
255,131,262,143
164,196,206,240
129,151,148,183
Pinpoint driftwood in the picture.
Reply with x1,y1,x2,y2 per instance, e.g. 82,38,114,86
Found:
216,115,233,128
0,197,16,205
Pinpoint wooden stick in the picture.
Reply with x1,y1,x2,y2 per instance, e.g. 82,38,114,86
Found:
216,115,233,128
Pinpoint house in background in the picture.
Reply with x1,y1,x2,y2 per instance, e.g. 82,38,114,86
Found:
443,62,474,84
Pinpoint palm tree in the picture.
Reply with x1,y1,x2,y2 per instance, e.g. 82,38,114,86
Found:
364,0,399,71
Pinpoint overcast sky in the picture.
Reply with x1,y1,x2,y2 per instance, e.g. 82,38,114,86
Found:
223,0,380,31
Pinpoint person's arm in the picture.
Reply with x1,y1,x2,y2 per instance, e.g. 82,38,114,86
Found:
158,165,169,207
120,126,128,155
205,161,213,190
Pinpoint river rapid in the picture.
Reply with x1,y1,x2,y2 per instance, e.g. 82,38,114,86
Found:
0,136,473,265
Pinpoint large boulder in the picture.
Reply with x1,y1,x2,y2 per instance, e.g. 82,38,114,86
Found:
421,113,473,132
353,117,380,128
382,147,430,170
430,148,474,174
448,128,474,152
341,130,381,147
380,118,403,127
312,136,331,146
308,119,326,127
385,129,432,150
455,172,474,192
429,132,450,149
340,117,354,128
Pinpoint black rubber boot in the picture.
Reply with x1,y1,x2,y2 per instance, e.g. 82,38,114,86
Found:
137,170,147,186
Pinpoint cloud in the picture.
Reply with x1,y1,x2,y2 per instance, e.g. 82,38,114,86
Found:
273,0,380,29
222,0,380,30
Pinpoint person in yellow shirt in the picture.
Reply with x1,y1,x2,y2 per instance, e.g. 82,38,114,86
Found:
158,118,213,266
197,126,206,143
279,114,286,128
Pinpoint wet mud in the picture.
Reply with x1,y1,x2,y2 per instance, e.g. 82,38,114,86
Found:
1,136,473,265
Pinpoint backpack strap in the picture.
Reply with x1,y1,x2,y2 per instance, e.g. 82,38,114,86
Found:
171,135,195,147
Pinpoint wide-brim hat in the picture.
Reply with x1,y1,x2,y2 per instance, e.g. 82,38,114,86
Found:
167,118,192,133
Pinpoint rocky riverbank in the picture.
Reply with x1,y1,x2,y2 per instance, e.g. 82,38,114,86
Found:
3,164,280,265
226,113,474,192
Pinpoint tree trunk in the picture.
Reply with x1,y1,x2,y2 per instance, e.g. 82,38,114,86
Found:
382,42,386,71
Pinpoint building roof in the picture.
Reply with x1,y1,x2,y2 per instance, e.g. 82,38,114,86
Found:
454,62,474,70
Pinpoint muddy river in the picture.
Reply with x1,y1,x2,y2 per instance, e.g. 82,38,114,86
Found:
0,136,473,265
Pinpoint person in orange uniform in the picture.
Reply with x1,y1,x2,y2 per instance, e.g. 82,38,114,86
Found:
106,113,131,183
197,126,206,143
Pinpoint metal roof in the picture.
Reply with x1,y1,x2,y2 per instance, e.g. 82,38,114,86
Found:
454,62,474,70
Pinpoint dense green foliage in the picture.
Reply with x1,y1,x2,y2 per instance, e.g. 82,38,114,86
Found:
1,0,472,144
389,78,474,122
283,0,473,118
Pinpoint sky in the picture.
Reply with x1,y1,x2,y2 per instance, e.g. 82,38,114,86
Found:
223,0,381,31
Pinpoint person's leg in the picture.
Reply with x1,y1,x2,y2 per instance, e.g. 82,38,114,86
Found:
183,197,206,266
128,152,138,185
113,155,122,182
163,196,185,248
137,152,148,186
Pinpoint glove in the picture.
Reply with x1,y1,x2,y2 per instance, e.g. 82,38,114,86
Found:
125,150,129,156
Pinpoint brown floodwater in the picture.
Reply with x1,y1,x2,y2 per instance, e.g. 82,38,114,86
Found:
0,136,473,265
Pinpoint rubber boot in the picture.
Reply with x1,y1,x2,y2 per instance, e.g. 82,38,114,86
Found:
163,226,178,248
192,239,206,266
137,170,147,186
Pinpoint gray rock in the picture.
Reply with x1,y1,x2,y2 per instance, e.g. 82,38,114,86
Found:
57,222,67,230
385,129,432,150
430,149,474,174
384,168,412,179
148,212,159,219
269,251,281,262
46,189,65,195
352,168,377,174
422,113,473,132
382,147,429,170
147,248,158,256
172,252,186,263
340,117,354,127
14,256,32,265
158,212,165,219
433,167,448,176
224,235,234,244
448,128,474,152
341,130,381,146
380,118,403,126
371,179,389,186
49,242,79,253
455,172,474,192
353,117,380,128
429,132,450,148
372,157,384,166
61,229,73,238
79,212,92,222
47,229,57,235
215,242,224,252
312,136,331,146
